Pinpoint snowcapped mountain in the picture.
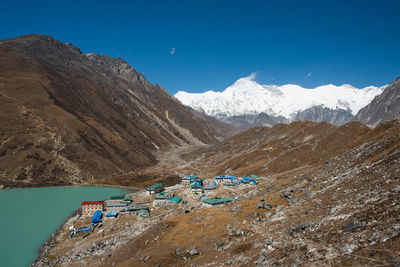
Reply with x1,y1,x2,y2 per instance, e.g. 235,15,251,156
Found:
174,74,385,127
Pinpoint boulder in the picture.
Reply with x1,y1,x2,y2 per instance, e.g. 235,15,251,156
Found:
344,218,364,232
257,201,272,210
189,248,199,255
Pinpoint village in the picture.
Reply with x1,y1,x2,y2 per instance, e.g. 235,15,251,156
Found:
69,174,260,239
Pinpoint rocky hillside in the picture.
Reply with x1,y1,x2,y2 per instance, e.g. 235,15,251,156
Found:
216,113,288,129
0,34,220,188
34,119,400,266
293,106,354,125
187,107,238,139
155,120,372,178
356,77,400,127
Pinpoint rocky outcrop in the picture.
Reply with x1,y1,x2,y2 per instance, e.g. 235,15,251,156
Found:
216,106,355,129
293,105,354,125
217,113,287,129
253,113,288,127
356,77,400,126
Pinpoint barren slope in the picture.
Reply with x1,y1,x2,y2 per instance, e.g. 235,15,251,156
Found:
34,119,400,266
0,34,220,188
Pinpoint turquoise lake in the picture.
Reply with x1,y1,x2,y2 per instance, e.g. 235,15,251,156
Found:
0,186,129,267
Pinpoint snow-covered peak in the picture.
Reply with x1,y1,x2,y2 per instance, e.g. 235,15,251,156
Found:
174,74,385,119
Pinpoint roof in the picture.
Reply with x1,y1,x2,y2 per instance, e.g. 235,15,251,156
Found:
204,181,217,189
250,174,259,179
202,197,234,205
91,210,103,223
184,175,198,179
110,195,125,200
127,205,148,211
107,202,128,207
191,187,202,191
106,211,118,217
146,183,164,190
224,182,238,186
205,181,217,186
170,197,182,203
215,176,236,180
81,201,104,206
155,195,169,200
190,181,202,188
124,196,132,201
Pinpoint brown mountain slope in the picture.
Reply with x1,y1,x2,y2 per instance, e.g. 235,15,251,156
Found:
0,34,220,188
34,119,400,266
149,120,373,177
188,107,240,139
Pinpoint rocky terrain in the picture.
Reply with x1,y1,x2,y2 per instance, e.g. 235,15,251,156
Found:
0,34,226,188
34,119,400,266
356,77,400,127
293,106,354,125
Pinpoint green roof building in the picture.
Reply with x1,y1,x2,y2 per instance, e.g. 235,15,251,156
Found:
110,195,125,200
170,197,182,204
202,197,234,206
154,194,169,204
146,183,164,195
124,196,133,201
127,205,148,212
155,195,169,200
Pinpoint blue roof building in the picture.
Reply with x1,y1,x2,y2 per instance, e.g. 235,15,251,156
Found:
91,210,103,224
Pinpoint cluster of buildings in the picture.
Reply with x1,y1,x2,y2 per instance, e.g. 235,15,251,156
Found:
180,174,258,195
179,174,260,207
80,195,149,219
153,192,182,205
75,174,260,238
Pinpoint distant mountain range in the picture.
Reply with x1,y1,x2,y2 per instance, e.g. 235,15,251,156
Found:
175,74,393,128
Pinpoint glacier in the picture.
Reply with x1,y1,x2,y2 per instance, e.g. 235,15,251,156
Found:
174,74,385,120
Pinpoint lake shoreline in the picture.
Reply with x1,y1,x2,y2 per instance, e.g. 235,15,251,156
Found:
32,185,139,266
0,186,130,267
0,182,142,192
32,210,80,267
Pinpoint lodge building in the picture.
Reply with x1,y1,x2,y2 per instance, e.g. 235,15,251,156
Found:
81,201,105,215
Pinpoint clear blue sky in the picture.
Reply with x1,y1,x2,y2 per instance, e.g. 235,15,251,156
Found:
1,0,399,94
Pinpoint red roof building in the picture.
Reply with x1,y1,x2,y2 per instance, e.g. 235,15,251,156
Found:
81,201,105,216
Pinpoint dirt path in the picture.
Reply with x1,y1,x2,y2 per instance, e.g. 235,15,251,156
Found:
142,144,207,175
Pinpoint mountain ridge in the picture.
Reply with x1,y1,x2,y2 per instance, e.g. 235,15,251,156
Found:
355,77,400,126
0,34,221,187
175,74,385,127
